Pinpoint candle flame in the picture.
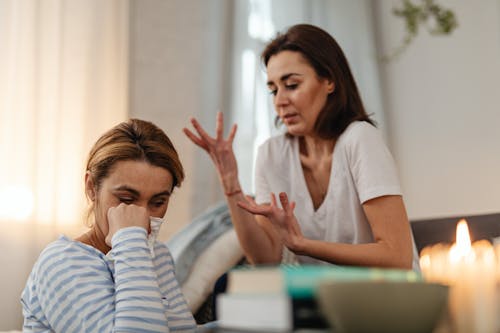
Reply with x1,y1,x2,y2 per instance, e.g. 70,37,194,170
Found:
455,219,472,249
449,219,474,262
419,253,431,270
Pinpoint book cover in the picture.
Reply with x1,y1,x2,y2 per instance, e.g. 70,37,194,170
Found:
217,264,422,330
216,293,292,332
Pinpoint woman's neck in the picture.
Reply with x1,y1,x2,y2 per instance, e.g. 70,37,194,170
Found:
298,135,335,210
300,135,335,158
76,226,110,254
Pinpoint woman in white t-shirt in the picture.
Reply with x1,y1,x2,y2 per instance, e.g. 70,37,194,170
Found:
184,24,419,270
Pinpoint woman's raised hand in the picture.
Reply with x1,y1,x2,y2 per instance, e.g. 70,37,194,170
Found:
237,192,305,253
183,112,240,192
105,203,150,247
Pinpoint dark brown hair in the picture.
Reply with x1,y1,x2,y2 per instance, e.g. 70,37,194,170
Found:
85,119,184,220
262,24,374,139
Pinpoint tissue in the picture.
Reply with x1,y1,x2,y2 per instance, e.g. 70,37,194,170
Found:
148,216,165,257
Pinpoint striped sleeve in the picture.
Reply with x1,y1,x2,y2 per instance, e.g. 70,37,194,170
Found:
111,227,170,332
21,227,195,333
152,243,196,331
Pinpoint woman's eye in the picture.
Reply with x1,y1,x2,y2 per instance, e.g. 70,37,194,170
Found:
269,84,296,96
151,200,166,208
119,198,134,204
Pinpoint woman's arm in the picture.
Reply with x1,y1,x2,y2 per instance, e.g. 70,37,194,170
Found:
239,193,413,269
183,112,282,264
295,195,413,269
111,227,170,332
226,193,282,264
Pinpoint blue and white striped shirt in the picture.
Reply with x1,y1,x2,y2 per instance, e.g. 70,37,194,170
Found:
21,227,196,332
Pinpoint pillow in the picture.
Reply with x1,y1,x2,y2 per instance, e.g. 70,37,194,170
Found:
181,228,244,313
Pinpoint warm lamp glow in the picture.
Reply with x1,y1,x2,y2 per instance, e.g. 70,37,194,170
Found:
0,185,34,221
449,219,474,261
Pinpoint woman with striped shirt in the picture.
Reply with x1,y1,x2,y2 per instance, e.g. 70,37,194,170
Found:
21,119,196,332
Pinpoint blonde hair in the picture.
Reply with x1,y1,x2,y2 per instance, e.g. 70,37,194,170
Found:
85,119,184,224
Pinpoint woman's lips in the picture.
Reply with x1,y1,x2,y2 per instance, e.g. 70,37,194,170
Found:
282,113,298,124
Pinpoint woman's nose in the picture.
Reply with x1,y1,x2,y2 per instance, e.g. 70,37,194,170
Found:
274,90,289,107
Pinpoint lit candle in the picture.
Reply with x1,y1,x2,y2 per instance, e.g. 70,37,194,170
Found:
419,219,499,333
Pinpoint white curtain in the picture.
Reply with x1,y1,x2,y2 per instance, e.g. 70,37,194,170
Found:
230,0,387,194
0,0,128,329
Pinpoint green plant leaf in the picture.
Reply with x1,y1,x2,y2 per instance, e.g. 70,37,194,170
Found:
383,0,458,62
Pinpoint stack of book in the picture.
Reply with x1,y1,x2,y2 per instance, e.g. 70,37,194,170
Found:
216,265,422,332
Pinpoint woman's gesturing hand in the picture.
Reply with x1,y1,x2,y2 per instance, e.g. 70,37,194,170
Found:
183,112,240,192
237,192,305,253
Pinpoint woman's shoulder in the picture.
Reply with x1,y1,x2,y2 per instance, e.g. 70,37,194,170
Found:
258,134,295,157
339,121,380,146
37,236,79,260
343,120,377,136
33,236,106,275
43,235,104,258
260,133,290,147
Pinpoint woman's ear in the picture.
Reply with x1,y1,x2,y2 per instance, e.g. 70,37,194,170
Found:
85,171,96,201
326,80,335,94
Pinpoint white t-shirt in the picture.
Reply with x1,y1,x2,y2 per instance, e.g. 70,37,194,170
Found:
254,121,419,270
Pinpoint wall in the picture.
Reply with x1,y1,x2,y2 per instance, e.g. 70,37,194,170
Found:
373,0,500,220
128,0,233,240
130,0,500,223
130,0,500,226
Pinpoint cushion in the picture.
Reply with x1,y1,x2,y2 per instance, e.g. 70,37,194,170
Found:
181,228,244,313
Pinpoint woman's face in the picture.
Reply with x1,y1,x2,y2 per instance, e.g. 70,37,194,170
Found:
86,159,174,237
266,50,334,137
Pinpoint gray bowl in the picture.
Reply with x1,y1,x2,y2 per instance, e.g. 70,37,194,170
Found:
316,281,449,333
